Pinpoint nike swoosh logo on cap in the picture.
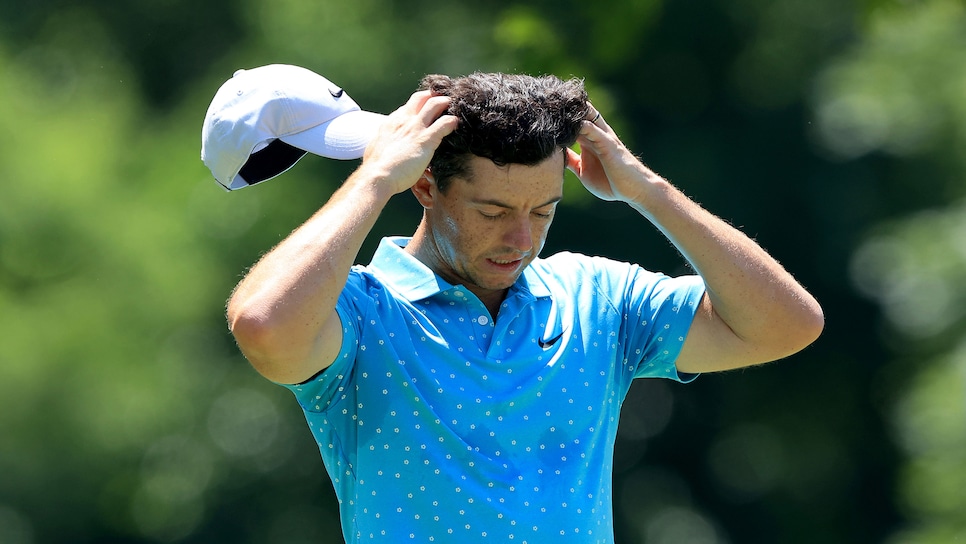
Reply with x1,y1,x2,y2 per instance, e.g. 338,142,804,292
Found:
538,331,565,349
329,87,345,98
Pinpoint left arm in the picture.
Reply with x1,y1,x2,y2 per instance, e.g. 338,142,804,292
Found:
567,108,824,373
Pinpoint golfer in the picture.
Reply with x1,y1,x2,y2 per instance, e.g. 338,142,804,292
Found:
205,66,824,543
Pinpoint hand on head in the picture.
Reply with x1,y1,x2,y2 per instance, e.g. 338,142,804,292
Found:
568,103,651,204
361,90,459,197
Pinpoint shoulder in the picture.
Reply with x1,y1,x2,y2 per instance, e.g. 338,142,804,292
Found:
341,264,376,298
531,251,621,277
532,251,704,308
532,251,658,287
338,264,397,314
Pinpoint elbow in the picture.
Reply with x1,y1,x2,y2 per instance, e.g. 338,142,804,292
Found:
781,297,825,357
228,306,267,349
226,300,280,373
751,296,825,364
226,297,330,384
226,296,262,347
801,295,825,345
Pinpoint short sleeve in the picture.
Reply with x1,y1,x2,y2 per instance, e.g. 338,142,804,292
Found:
624,272,705,382
276,273,368,413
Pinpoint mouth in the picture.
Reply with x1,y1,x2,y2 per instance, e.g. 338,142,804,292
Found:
486,256,527,272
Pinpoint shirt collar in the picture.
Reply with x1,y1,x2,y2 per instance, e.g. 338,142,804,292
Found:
519,262,552,298
368,237,553,302
369,237,450,301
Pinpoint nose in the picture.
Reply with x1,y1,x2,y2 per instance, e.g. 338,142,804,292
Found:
503,215,534,253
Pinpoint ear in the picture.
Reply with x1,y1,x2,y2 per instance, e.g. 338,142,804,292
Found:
410,168,435,208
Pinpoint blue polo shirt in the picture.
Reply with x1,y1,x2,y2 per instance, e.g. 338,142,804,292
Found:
282,237,705,543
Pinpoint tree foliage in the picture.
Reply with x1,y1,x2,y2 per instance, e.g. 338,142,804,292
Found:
0,0,961,543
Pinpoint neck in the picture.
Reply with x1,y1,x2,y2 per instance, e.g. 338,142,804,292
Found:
405,223,508,318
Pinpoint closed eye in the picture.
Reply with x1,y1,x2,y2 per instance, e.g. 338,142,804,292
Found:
479,210,505,219
473,199,560,219
532,205,557,219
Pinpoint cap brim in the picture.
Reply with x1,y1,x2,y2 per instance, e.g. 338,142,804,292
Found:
280,110,386,160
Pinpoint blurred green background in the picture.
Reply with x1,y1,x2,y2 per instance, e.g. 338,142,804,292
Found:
1,0,964,542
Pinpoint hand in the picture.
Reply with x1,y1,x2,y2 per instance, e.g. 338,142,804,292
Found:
360,90,459,196
566,105,653,205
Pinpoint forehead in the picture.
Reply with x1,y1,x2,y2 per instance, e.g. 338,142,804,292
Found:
456,151,566,197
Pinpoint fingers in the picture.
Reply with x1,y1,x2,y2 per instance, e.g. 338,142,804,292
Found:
371,91,457,152
584,102,602,125
582,102,613,136
359,91,458,192
401,90,456,128
564,147,581,174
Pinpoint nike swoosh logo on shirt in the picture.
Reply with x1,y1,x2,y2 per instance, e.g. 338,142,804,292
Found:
538,331,565,349
329,87,345,98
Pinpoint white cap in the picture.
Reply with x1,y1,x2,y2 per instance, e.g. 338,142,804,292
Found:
201,64,385,190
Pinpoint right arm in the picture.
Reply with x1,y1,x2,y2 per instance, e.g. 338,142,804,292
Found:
226,91,457,384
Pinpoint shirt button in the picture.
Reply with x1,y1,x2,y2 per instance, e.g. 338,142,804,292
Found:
478,315,490,326
454,291,464,298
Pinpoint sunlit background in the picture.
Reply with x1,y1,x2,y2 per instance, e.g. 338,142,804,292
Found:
1,0,964,543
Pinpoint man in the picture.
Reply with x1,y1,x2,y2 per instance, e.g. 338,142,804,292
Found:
211,67,823,542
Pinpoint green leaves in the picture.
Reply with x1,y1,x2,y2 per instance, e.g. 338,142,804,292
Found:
1,0,964,542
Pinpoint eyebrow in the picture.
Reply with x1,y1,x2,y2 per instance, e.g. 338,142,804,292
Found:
470,196,563,210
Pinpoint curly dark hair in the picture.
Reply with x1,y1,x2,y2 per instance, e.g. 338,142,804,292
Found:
419,72,590,193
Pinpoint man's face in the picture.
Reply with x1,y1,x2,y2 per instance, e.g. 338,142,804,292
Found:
419,150,565,302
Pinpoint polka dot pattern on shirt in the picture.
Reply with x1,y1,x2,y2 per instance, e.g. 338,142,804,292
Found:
283,239,706,543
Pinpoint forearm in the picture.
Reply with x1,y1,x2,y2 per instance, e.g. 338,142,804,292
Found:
226,90,458,382
628,169,824,367
227,167,394,368
572,106,821,371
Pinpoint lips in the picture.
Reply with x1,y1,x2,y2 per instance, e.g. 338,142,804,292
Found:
488,251,529,264
486,257,525,271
